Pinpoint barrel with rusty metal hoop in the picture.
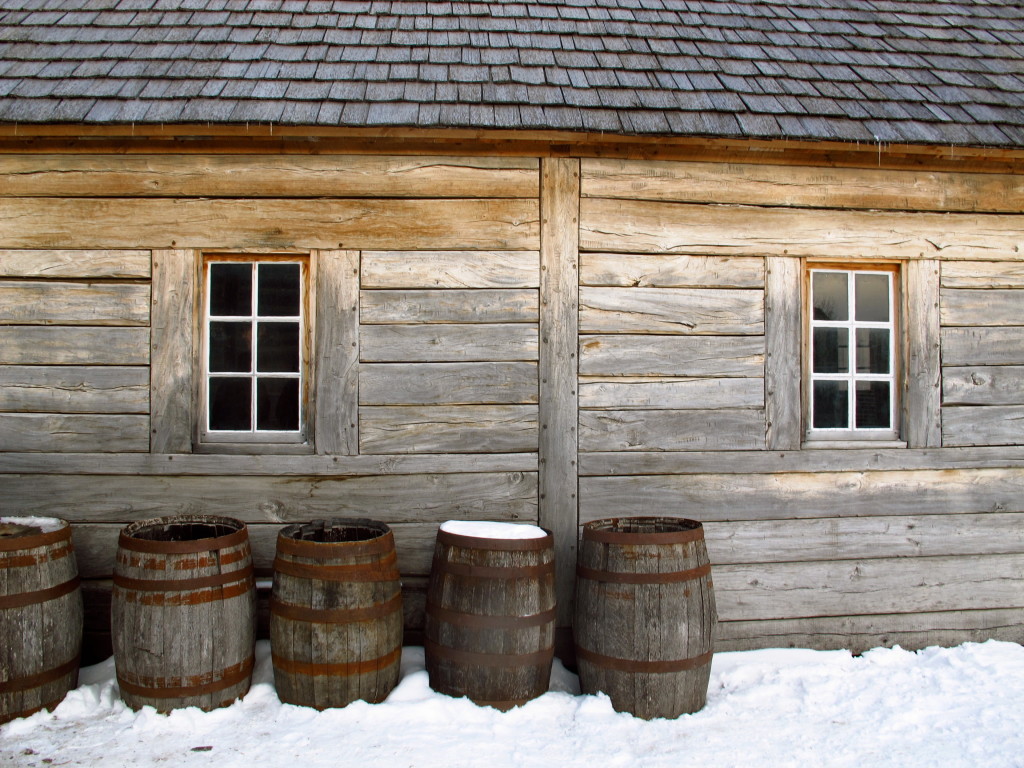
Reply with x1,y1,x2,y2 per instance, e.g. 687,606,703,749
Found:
270,518,403,709
574,516,717,719
111,515,255,712
1,517,83,724
424,522,556,709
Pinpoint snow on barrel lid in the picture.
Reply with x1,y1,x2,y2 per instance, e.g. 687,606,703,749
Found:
439,520,547,539
0,515,66,533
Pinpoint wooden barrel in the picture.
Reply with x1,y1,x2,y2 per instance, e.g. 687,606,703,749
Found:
424,521,556,709
112,515,255,712
574,516,717,720
270,518,403,709
0,518,82,724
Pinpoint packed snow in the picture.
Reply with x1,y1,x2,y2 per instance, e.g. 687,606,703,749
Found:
0,517,67,534
4,640,1024,768
439,520,548,539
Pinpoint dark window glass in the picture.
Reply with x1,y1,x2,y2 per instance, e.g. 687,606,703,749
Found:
813,380,848,429
209,322,251,372
257,378,299,431
855,274,889,322
209,263,252,317
856,381,891,428
258,263,301,316
856,328,890,374
812,272,848,321
256,322,300,373
813,327,849,374
209,378,251,430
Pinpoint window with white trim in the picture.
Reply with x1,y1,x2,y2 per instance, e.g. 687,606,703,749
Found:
807,265,899,440
201,255,309,445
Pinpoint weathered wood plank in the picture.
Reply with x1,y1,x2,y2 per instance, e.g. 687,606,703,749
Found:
361,324,538,363
580,198,1024,260
149,249,194,454
943,366,1024,406
0,471,538,526
941,260,1024,288
360,362,538,405
580,467,1024,521
0,281,150,326
313,250,359,455
580,286,764,335
580,253,763,288
581,157,1024,213
941,327,1024,366
0,413,149,452
538,157,581,629
0,249,150,278
0,366,149,413
764,256,802,450
360,289,538,324
580,408,765,451
942,405,1024,446
0,198,540,251
579,377,763,409
903,259,942,448
0,326,149,365
361,250,539,289
941,288,1024,327
579,334,763,377
0,154,539,199
359,405,538,454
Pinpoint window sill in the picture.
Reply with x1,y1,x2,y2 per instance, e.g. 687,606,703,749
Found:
801,439,907,450
194,442,315,455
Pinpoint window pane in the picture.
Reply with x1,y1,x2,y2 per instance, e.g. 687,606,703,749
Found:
813,380,848,429
855,273,889,322
209,322,251,372
813,327,849,373
257,378,299,431
856,381,891,428
209,377,251,430
256,322,300,373
209,263,252,316
258,263,301,316
856,328,890,374
812,272,848,321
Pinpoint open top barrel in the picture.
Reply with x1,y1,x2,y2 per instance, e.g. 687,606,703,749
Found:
1,517,82,724
425,521,556,710
574,516,717,720
270,518,403,709
112,515,255,712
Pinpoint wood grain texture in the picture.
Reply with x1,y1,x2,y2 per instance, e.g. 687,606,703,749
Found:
361,324,538,363
581,157,1024,213
313,250,359,455
764,256,802,450
0,413,149,452
0,281,150,326
942,405,1024,446
360,289,538,324
0,198,540,251
941,260,1024,288
0,366,149,413
361,251,540,289
941,327,1024,367
579,408,765,451
360,362,538,405
943,366,1024,405
579,334,763,377
149,250,194,454
0,326,150,365
580,197,1024,260
580,253,763,288
580,286,764,335
0,250,150,278
903,259,942,448
579,377,763,410
359,405,539,454
0,154,539,198
941,288,1024,327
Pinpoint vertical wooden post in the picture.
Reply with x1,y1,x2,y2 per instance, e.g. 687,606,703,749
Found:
539,158,580,643
313,250,360,455
765,255,802,450
904,258,941,448
150,249,195,453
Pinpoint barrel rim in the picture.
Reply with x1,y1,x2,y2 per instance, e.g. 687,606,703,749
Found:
118,515,248,554
0,519,71,553
436,526,554,552
582,516,704,545
276,519,394,558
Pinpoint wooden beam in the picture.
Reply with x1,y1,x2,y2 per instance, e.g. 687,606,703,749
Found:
579,334,763,377
0,413,149,452
580,286,764,335
359,405,539,454
903,259,942,448
580,253,764,288
579,377,763,410
313,249,359,455
359,362,538,405
0,366,149,413
765,256,802,450
941,288,1024,327
942,405,1024,447
361,324,539,363
361,250,540,289
149,249,194,453
941,327,1024,367
579,408,766,451
0,280,150,326
0,326,149,365
0,249,150,278
360,289,538,324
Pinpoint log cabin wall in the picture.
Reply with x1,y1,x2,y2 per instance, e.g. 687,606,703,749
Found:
0,144,1023,659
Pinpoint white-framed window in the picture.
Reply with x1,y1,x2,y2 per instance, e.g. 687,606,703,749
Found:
806,264,899,441
200,254,309,446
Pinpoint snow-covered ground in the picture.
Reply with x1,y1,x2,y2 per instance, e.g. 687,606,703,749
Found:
3,640,1024,768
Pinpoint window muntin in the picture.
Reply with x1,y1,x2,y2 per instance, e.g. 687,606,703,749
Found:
808,267,897,439
202,256,308,444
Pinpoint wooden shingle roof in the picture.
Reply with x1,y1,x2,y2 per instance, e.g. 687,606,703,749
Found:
1,0,1022,147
